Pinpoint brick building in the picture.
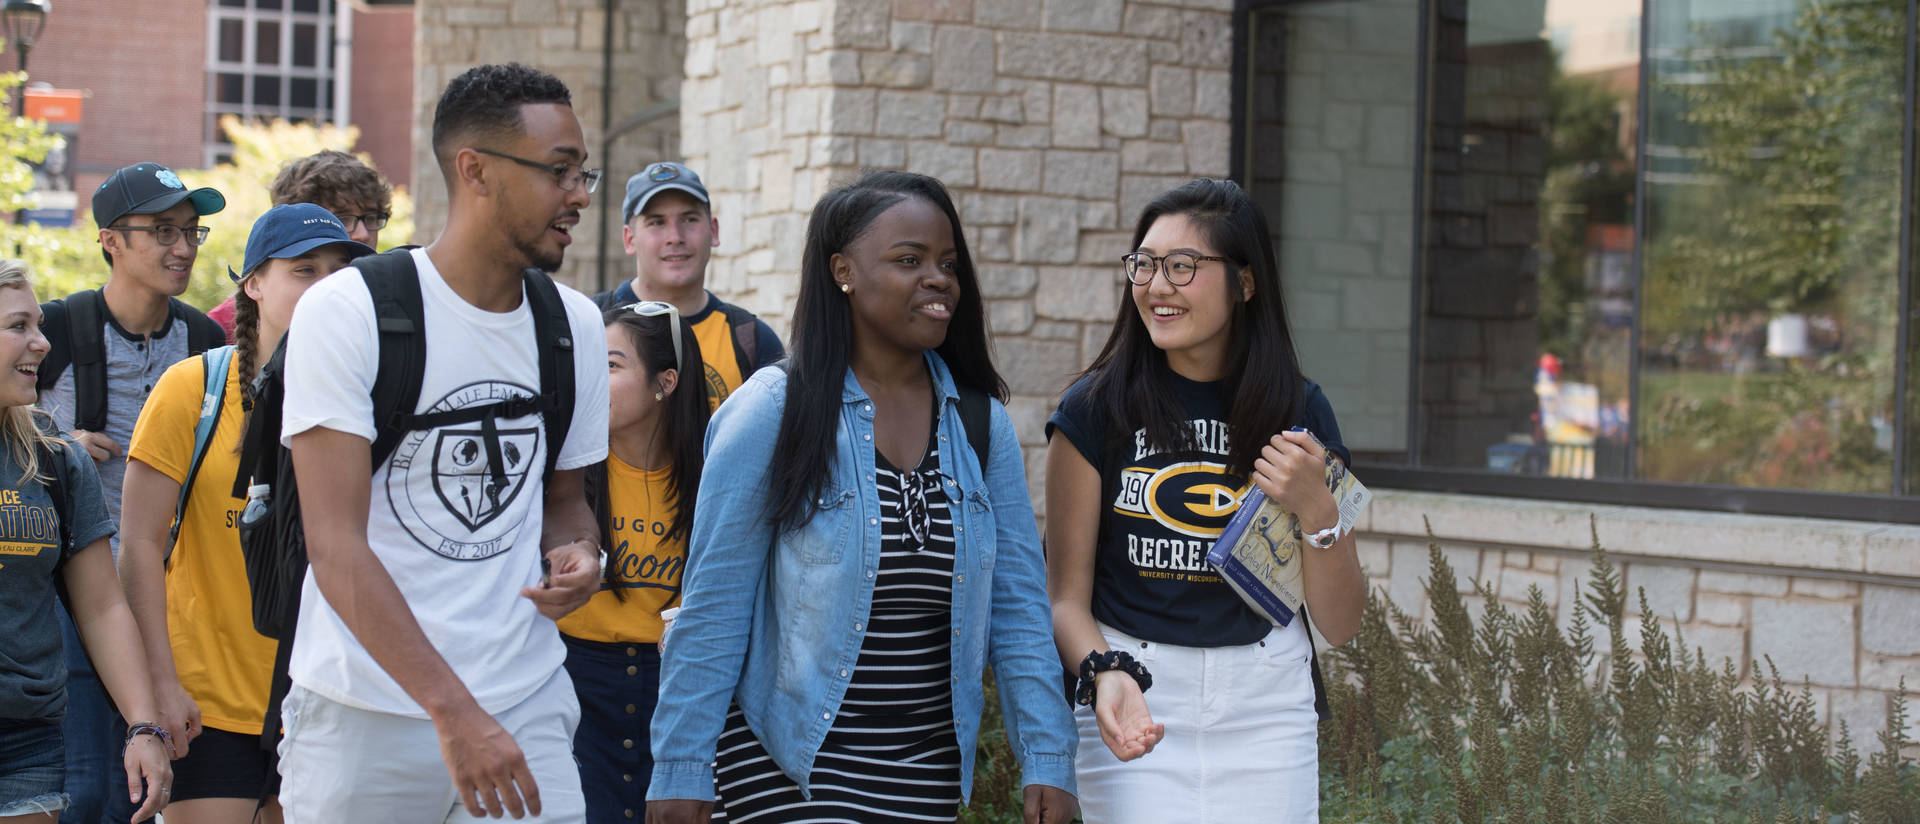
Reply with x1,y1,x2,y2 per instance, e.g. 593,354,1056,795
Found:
23,0,414,214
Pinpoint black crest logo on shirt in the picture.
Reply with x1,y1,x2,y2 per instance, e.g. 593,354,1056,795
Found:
387,380,544,561
1112,460,1250,539
704,363,730,406
431,428,537,531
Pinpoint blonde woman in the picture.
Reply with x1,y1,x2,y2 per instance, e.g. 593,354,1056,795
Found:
117,205,370,824
0,260,171,823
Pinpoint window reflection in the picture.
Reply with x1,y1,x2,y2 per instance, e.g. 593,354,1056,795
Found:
1640,0,1902,492
1418,0,1641,478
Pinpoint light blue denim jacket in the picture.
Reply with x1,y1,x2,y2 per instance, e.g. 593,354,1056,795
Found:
648,352,1076,802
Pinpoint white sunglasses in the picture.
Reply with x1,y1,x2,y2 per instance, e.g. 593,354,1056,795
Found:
619,301,683,372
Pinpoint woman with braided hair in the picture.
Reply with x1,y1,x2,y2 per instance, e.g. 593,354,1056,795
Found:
116,204,369,824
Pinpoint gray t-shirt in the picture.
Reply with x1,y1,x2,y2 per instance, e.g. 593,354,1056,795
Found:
0,436,116,721
38,313,195,556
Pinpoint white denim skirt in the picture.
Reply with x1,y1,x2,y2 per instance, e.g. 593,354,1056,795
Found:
1074,620,1320,824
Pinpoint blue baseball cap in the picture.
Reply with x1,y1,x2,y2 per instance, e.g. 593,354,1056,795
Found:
622,161,708,222
92,162,226,229
229,203,376,283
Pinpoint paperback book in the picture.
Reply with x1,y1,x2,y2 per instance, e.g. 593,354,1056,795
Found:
1205,435,1370,627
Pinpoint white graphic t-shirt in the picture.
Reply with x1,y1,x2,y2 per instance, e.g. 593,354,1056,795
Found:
281,247,610,717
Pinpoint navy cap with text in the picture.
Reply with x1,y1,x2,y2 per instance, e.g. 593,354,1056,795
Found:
230,203,376,283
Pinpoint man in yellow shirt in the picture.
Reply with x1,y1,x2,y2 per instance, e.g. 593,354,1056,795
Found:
593,162,784,408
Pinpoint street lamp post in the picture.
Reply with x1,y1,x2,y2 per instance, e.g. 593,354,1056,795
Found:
2,0,49,116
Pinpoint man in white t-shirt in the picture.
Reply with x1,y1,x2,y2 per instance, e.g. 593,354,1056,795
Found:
275,63,611,822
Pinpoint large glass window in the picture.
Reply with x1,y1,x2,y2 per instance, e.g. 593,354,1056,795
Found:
1239,0,1920,519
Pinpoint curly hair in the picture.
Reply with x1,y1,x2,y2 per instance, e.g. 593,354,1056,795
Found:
430,63,573,178
269,150,392,217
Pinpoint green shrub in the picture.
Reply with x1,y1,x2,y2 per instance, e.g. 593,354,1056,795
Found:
1318,518,1919,823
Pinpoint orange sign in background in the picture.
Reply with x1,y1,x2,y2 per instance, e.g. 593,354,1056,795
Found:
24,88,82,123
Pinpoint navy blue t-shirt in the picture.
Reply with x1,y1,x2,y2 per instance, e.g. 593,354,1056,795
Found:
1047,372,1348,648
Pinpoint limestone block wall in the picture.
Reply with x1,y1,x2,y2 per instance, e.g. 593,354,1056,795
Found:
682,0,1237,501
1358,490,1920,748
410,0,685,290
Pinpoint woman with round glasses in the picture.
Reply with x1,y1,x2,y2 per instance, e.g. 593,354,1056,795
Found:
646,171,1077,823
1045,178,1367,822
556,300,708,822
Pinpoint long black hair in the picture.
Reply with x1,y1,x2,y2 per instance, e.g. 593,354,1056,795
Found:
594,306,710,598
767,170,1006,528
1080,177,1307,477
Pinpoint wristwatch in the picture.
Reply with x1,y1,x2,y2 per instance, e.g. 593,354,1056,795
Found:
1304,523,1343,549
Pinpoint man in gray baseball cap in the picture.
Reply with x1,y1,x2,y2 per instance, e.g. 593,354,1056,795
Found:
594,161,783,408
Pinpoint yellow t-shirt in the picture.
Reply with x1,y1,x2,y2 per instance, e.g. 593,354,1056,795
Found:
688,308,746,411
127,353,277,736
556,455,687,643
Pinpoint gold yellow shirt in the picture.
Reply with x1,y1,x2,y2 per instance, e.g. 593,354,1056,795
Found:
556,455,686,643
127,353,277,736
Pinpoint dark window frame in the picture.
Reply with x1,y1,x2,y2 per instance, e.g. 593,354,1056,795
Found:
1230,0,1920,524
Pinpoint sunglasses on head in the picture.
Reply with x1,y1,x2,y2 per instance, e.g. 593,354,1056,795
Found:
619,301,683,373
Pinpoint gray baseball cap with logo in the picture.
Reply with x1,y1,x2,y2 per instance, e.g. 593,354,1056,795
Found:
622,161,709,222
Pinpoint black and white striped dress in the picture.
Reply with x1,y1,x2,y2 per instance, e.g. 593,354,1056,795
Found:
711,439,962,823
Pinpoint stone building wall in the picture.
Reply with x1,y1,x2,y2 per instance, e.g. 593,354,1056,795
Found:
681,0,1237,499
410,0,685,291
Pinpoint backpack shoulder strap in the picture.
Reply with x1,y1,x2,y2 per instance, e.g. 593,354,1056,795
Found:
36,298,69,394
717,301,760,378
522,269,575,483
174,298,229,353
66,289,109,432
956,384,991,479
359,250,428,469
166,345,234,566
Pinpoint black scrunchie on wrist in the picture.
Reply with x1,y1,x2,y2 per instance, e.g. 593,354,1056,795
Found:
1074,649,1153,706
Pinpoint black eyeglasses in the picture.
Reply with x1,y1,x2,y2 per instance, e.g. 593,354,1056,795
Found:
474,148,602,194
114,224,211,247
336,213,390,233
619,300,683,372
1122,251,1230,286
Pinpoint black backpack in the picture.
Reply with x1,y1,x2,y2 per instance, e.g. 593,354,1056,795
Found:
231,249,578,753
37,289,226,432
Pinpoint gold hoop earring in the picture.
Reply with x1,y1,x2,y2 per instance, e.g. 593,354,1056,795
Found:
839,283,851,294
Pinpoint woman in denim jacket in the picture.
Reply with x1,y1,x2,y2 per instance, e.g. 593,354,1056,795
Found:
647,172,1078,824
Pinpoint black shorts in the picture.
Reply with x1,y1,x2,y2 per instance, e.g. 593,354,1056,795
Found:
171,726,273,802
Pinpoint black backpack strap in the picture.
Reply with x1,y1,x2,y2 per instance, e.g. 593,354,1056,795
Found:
716,302,760,378
522,269,575,484
358,250,429,469
66,289,109,433
36,298,69,394
174,298,230,352
956,384,991,478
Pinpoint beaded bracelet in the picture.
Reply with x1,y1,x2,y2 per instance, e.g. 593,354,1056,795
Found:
124,722,175,756
1074,649,1153,706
